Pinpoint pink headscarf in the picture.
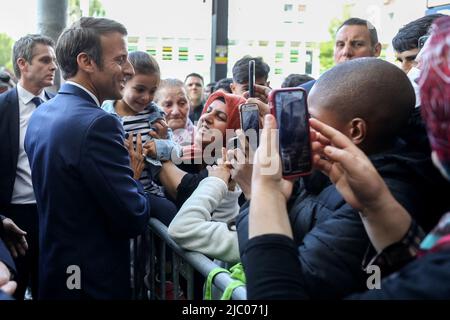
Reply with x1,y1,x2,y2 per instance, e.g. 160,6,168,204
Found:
420,16,450,165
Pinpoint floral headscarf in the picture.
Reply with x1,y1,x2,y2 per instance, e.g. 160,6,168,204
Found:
420,16,450,167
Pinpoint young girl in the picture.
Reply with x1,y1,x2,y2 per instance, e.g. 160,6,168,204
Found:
102,51,179,225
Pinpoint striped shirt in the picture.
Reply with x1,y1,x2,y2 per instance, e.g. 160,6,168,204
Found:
102,101,168,196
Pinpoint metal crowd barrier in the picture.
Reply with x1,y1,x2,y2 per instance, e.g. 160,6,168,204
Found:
134,218,247,300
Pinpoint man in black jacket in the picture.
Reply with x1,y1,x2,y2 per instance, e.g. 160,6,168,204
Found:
237,58,450,299
0,34,57,299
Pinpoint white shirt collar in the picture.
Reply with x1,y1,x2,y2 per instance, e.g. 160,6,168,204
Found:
65,80,101,107
17,83,47,105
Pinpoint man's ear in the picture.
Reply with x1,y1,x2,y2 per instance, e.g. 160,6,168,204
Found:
76,52,95,73
373,42,382,57
230,82,237,94
17,57,28,74
349,118,366,146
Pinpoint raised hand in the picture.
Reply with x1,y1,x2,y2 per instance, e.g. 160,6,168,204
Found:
207,147,235,190
243,84,271,104
126,132,146,180
228,129,254,199
2,218,28,258
0,261,16,295
149,119,169,140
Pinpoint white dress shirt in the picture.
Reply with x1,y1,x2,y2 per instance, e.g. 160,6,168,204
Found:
11,84,47,204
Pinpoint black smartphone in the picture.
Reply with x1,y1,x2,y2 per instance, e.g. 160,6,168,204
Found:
239,102,260,150
269,87,312,179
248,60,255,98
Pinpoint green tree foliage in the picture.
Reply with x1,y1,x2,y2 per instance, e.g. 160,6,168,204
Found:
89,0,106,17
0,33,14,71
69,0,106,23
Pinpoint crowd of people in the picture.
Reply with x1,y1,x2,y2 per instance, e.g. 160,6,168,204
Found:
0,12,449,300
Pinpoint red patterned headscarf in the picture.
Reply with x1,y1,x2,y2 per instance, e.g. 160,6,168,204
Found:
202,90,246,130
420,16,450,166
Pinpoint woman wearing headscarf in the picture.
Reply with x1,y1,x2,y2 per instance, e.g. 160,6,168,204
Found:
153,90,245,208
158,91,246,263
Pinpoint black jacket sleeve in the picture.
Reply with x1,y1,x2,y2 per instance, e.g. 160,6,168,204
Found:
239,202,370,299
244,234,309,299
244,234,450,299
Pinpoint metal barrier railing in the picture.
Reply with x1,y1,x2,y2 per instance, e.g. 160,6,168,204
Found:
142,218,247,300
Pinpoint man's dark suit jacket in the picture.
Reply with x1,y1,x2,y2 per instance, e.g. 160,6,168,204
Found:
0,88,52,210
24,83,150,299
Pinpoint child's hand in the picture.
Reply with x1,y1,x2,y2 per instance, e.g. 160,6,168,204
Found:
149,119,169,139
143,140,157,158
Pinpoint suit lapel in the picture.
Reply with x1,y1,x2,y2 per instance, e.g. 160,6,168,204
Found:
44,90,55,100
8,88,20,171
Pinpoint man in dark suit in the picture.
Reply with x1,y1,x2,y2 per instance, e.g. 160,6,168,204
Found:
0,34,57,300
25,17,151,300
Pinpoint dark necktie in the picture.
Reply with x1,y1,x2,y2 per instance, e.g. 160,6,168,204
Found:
31,96,44,107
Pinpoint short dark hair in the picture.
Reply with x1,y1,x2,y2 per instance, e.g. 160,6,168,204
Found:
337,18,379,47
312,58,414,150
128,51,160,76
281,74,315,88
185,73,204,84
12,34,55,78
232,56,270,84
213,77,233,93
56,17,127,79
0,71,11,83
0,71,11,89
392,14,444,52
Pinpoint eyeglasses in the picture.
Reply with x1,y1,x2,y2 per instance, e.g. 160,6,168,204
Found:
418,35,429,50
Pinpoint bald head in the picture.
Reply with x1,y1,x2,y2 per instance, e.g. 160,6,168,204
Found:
309,57,415,153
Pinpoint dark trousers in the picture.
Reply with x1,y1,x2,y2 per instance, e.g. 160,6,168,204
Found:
4,203,39,300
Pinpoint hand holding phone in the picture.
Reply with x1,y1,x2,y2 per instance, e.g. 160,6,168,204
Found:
239,102,260,150
269,87,312,179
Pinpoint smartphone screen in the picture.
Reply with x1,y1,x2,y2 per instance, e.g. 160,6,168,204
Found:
240,103,259,150
249,60,255,98
270,88,312,178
